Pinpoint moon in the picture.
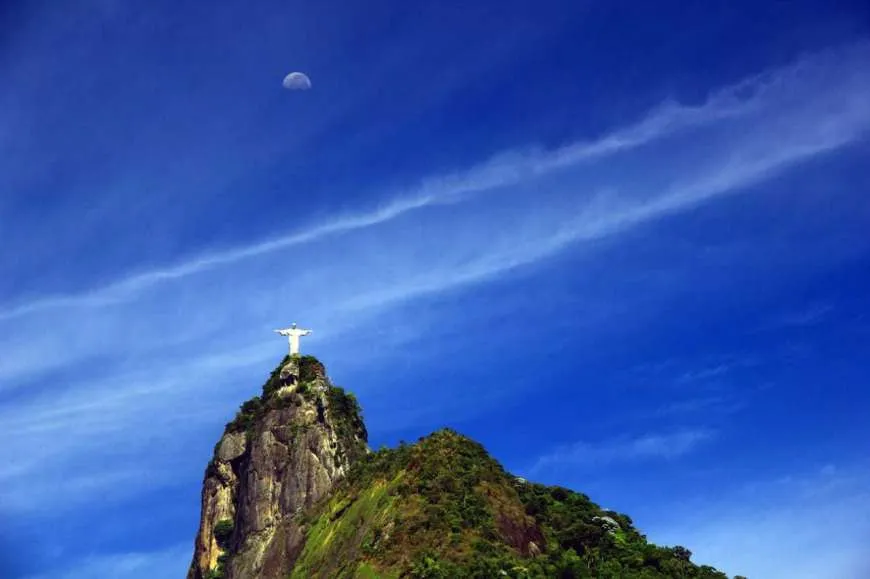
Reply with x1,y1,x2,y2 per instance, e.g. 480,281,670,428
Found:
282,72,311,90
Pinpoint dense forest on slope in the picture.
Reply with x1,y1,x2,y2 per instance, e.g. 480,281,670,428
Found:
291,429,735,578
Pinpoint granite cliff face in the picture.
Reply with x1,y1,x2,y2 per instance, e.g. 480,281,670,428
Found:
187,355,367,579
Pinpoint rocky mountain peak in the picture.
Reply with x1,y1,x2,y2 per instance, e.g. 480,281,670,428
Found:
187,355,367,579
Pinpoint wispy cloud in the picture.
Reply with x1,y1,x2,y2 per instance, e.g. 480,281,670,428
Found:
530,430,714,475
648,465,870,579
0,351,270,513
0,100,710,320
768,301,835,329
24,544,190,579
2,42,867,322
1,42,868,518
667,352,760,387
675,364,733,384
655,395,745,417
674,363,743,387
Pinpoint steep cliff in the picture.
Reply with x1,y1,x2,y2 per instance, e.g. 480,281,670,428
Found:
189,356,736,578
187,355,367,579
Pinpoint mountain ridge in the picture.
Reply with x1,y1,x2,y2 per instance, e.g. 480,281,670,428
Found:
188,355,741,579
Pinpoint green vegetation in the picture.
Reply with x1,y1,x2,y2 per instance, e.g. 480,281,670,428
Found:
298,354,324,382
204,557,227,579
221,355,364,443
223,355,292,435
204,519,235,579
290,430,735,579
223,395,265,435
203,553,230,579
213,519,234,550
327,385,368,462
513,482,728,578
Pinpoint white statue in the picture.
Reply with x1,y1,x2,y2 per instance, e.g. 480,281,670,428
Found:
275,323,312,355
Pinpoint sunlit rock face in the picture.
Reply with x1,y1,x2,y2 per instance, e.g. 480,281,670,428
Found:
187,356,367,579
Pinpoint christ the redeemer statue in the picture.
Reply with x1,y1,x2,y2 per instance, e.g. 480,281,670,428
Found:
275,323,312,355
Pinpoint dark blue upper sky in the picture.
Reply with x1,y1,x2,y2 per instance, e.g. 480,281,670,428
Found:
2,1,869,578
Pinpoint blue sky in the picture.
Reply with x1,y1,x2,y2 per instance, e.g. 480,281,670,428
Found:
2,1,869,577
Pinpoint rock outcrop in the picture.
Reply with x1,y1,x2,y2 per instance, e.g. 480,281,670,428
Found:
187,355,367,579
